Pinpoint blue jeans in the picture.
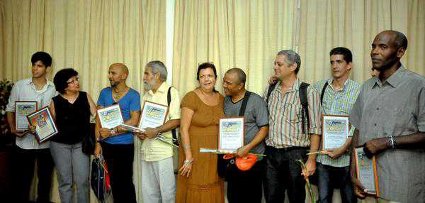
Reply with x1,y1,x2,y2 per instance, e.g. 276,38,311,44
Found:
50,141,90,203
264,146,308,203
317,163,356,203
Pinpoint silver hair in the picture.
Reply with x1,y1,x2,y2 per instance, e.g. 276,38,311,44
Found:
146,60,167,81
277,50,301,74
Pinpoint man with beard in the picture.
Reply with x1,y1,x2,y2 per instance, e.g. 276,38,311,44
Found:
6,51,56,203
95,63,141,203
349,30,425,202
136,61,180,203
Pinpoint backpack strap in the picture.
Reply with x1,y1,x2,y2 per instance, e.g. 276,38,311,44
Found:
320,81,329,104
299,82,310,134
266,83,277,104
167,87,178,146
238,91,251,116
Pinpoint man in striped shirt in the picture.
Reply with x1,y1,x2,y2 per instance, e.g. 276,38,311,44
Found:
263,50,322,203
314,47,360,203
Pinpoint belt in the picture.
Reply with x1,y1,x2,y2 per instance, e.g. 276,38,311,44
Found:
266,146,308,152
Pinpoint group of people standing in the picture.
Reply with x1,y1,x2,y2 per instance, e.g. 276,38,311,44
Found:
5,29,424,203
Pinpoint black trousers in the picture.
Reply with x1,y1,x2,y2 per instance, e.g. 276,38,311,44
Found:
13,146,54,203
101,142,136,203
226,159,265,203
263,146,308,203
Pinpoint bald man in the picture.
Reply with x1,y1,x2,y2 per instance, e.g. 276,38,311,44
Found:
350,30,425,202
95,63,141,203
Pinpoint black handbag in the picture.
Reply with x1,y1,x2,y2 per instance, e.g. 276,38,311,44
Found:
82,123,96,155
91,155,111,202
217,155,236,179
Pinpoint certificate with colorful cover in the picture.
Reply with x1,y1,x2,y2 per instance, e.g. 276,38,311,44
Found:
97,104,124,129
27,107,58,143
322,115,350,150
138,101,168,130
219,117,244,153
15,101,37,131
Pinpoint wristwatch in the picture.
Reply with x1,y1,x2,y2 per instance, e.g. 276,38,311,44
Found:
110,128,116,135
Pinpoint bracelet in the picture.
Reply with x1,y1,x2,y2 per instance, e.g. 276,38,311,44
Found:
388,135,396,149
184,159,193,165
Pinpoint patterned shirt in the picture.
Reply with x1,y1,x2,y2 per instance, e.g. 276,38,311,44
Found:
264,79,322,148
314,79,360,167
350,66,425,202
140,82,181,161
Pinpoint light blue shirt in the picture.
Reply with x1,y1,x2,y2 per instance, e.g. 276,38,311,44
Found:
314,78,360,167
6,78,57,149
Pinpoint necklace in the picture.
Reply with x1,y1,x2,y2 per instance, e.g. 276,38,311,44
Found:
62,93,79,104
113,87,128,100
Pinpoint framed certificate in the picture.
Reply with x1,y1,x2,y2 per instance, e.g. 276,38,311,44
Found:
27,107,58,143
97,104,124,129
138,101,168,130
15,101,37,131
322,115,350,150
218,117,244,152
354,147,379,196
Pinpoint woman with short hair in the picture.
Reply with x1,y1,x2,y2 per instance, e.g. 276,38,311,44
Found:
49,68,97,203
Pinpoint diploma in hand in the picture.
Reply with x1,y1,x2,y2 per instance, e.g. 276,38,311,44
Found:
27,107,58,143
15,101,37,131
218,117,244,152
354,147,379,196
322,115,349,150
138,101,168,130
97,104,124,129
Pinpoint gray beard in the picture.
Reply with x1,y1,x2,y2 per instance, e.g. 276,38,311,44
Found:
144,82,152,91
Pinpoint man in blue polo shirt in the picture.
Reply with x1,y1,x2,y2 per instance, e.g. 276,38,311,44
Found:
95,63,141,203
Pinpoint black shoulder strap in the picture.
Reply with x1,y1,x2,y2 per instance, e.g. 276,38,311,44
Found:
299,82,310,134
239,91,251,116
167,87,172,106
320,81,329,104
167,87,178,146
266,83,277,104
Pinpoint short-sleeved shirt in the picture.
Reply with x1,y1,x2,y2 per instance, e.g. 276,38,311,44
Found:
349,66,425,202
6,78,57,149
97,87,141,144
314,79,360,167
224,91,269,154
264,79,322,148
140,82,181,161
